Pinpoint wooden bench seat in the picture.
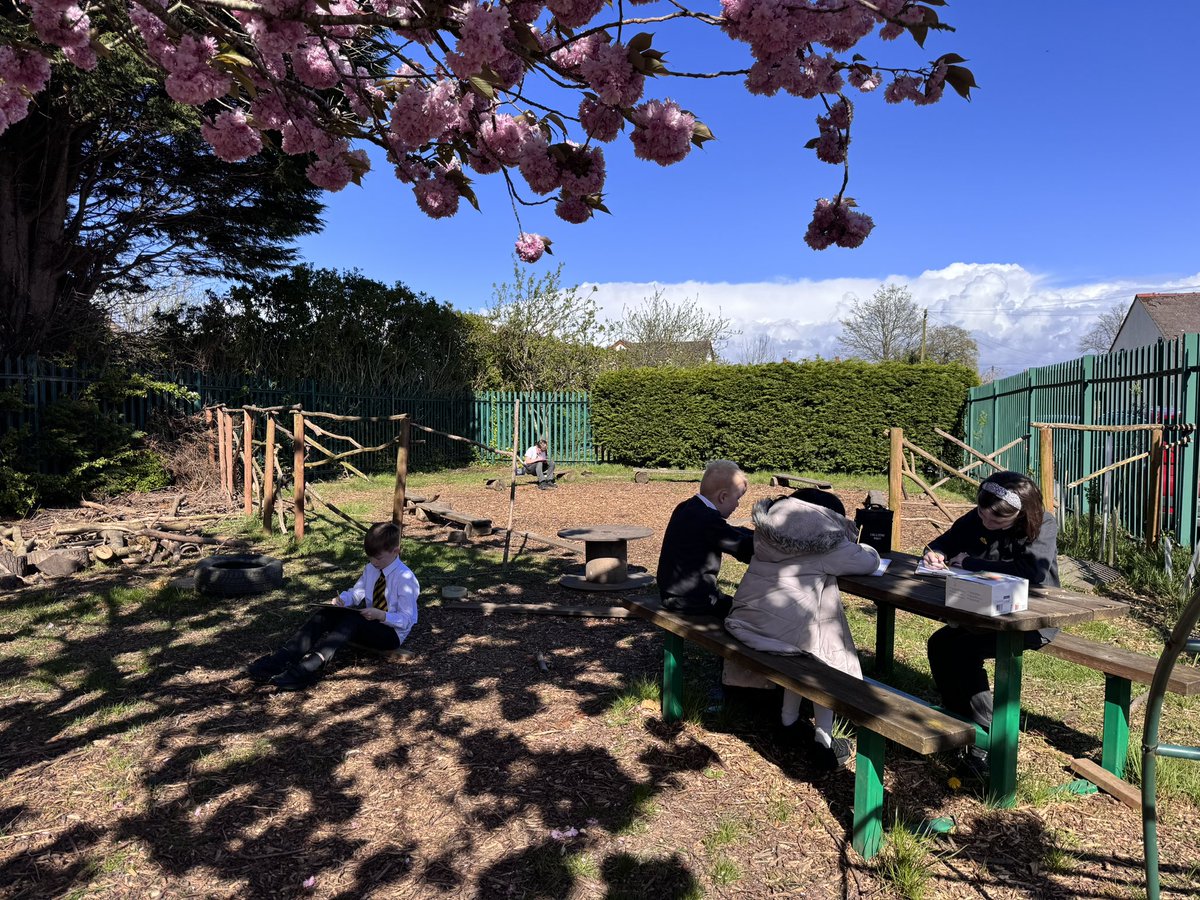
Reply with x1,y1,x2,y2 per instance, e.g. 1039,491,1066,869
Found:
632,468,704,484
412,503,493,538
1041,631,1200,778
485,469,573,490
769,473,834,489
619,595,974,859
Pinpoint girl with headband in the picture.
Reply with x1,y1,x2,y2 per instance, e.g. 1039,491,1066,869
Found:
920,471,1059,779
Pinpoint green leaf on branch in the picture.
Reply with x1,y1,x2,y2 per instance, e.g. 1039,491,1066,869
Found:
944,64,978,100
627,32,654,54
690,119,715,147
468,76,495,99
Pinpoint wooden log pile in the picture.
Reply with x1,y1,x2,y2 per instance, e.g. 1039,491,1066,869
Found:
0,495,242,589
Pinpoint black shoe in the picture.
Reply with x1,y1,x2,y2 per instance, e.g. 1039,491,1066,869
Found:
956,748,990,782
776,717,816,744
808,736,853,771
269,652,324,691
247,651,292,683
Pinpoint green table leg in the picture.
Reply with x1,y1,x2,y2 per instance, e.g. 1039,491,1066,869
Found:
988,631,1024,807
1101,675,1132,778
852,729,886,859
662,632,684,724
874,604,896,678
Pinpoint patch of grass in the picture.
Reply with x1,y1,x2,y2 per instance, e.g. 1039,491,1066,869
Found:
195,737,274,774
765,797,791,825
709,854,740,886
1017,775,1066,808
703,816,745,852
605,676,660,727
616,784,659,836
1128,750,1200,805
564,851,600,880
527,844,569,895
71,699,150,731
1041,829,1078,874
99,846,136,875
876,820,934,900
701,767,725,781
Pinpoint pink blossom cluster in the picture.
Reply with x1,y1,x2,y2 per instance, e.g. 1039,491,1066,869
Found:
803,197,873,250
162,35,231,106
579,98,624,142
884,66,948,107
544,0,606,29
27,0,95,70
307,148,369,192
201,110,264,162
0,46,52,132
630,99,694,166
848,67,882,93
813,97,851,164
448,3,520,86
389,79,471,150
413,165,462,218
554,143,604,222
746,51,842,99
517,131,562,195
471,112,535,173
506,0,545,23
515,232,547,262
292,39,346,90
577,40,645,108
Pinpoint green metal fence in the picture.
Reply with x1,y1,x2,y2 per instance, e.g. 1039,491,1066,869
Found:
1,357,604,473
963,336,1200,546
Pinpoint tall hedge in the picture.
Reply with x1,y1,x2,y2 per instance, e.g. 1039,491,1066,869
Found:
591,360,978,474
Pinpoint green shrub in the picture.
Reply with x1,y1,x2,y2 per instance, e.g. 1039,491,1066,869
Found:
591,360,977,473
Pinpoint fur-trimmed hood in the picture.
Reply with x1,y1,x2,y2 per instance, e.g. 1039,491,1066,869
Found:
750,497,858,560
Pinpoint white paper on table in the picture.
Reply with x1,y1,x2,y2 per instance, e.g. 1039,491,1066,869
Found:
915,562,972,577
872,558,892,576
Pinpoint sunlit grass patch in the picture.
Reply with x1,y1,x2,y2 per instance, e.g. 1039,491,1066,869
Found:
709,853,740,885
1040,828,1078,874
1128,749,1200,806
703,816,745,852
564,851,600,880
875,820,935,900
615,783,659,836
194,737,275,775
605,675,660,727
766,796,791,825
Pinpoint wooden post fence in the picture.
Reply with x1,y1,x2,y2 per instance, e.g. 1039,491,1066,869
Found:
1038,425,1055,515
888,427,903,550
393,416,409,531
293,410,306,541
503,398,521,567
1146,425,1164,547
262,416,277,532
242,409,254,516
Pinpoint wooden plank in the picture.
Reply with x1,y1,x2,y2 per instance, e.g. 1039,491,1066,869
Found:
416,503,492,534
1043,633,1200,695
393,417,409,529
440,601,633,618
769,473,834,489
1068,758,1140,810
619,596,974,755
293,411,305,541
633,468,703,484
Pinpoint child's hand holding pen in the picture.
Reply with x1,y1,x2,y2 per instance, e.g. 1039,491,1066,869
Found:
921,548,948,569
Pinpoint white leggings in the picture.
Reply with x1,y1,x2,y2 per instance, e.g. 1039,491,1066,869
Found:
781,690,833,740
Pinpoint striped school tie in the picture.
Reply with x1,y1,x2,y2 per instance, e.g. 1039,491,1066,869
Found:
373,572,388,610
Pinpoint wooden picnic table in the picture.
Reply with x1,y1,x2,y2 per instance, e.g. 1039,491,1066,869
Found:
838,551,1130,806
557,525,655,592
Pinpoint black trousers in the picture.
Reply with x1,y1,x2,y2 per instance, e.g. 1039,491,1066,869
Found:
662,592,733,618
926,625,1055,730
525,459,556,483
281,606,399,662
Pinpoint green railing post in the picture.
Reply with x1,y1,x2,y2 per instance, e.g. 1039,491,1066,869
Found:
851,730,886,859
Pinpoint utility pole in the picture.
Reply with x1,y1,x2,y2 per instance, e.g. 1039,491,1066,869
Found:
919,308,928,362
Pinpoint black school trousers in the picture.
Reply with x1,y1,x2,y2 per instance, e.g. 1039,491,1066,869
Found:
281,606,400,662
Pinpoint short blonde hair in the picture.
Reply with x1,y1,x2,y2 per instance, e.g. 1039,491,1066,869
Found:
700,459,743,494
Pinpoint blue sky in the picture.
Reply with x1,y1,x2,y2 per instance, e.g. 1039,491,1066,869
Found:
294,1,1200,373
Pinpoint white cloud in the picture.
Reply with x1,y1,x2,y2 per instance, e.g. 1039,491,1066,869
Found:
587,264,1200,374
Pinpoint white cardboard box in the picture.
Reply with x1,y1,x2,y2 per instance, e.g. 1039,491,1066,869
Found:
945,571,1029,617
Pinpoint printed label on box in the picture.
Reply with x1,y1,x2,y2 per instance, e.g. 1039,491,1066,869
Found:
945,571,1029,617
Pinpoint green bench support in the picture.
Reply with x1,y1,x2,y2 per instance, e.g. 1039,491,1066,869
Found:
628,597,974,860
1042,632,1200,779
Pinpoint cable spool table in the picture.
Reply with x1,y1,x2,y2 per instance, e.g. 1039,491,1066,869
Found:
557,525,655,592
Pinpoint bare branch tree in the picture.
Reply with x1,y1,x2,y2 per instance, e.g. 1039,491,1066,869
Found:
1078,303,1128,354
838,284,921,362
924,323,979,370
733,333,777,365
614,288,737,366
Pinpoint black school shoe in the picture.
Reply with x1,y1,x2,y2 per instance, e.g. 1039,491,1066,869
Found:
956,747,990,782
269,653,325,691
246,651,293,683
808,736,854,771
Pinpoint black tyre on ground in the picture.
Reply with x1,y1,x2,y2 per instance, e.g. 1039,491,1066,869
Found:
195,554,284,596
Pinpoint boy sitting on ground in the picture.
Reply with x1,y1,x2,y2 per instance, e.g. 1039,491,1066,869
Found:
247,522,420,690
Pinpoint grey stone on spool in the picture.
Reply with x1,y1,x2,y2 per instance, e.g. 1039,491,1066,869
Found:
33,551,87,577
448,529,468,543
585,557,628,583
441,584,468,600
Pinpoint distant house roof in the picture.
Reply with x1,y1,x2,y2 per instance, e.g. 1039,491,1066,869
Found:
1133,292,1200,340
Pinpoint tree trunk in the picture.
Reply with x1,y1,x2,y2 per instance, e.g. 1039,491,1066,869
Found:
0,108,79,353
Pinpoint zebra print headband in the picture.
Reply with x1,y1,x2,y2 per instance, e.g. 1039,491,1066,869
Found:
981,481,1022,510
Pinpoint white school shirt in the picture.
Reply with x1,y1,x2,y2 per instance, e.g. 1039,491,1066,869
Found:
696,493,717,512
524,444,548,464
337,557,420,644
